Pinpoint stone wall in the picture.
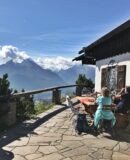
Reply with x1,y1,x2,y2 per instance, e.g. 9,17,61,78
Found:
1,101,16,126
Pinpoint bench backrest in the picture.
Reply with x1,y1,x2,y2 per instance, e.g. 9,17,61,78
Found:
102,105,112,111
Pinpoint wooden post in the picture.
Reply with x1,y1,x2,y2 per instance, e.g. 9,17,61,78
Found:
52,89,61,104
76,86,82,96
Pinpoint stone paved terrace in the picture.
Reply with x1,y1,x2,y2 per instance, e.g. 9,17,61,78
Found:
0,104,130,160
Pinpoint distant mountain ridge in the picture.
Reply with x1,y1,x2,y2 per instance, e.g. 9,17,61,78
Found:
56,64,95,84
0,59,95,91
0,59,66,91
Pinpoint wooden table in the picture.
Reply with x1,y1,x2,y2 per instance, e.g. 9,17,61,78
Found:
76,96,97,118
76,96,117,118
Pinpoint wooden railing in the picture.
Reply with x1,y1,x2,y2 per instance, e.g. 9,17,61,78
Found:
12,84,86,104
0,84,88,104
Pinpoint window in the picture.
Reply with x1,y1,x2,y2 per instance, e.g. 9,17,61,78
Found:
101,65,126,92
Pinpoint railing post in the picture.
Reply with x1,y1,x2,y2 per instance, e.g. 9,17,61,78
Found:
52,89,61,104
76,86,82,96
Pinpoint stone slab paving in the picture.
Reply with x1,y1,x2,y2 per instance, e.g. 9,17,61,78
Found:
1,105,130,160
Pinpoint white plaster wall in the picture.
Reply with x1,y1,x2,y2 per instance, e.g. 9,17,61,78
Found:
95,52,130,92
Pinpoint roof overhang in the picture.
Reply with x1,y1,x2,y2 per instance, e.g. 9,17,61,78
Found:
72,54,96,65
79,20,130,55
73,19,130,63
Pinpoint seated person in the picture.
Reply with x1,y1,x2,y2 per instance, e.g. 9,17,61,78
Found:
114,86,130,113
94,87,116,128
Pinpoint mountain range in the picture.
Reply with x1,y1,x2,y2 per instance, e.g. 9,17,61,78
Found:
0,59,95,92
56,64,95,84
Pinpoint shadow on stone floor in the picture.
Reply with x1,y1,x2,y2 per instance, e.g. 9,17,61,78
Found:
0,105,68,149
1,102,130,160
79,116,130,143
113,128,130,142
0,148,14,160
94,127,130,143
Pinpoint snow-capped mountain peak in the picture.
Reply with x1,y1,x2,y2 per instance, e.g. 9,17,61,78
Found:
0,45,29,65
0,45,80,72
34,56,80,71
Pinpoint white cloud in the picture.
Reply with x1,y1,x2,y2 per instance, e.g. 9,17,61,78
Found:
0,45,29,64
0,45,80,71
34,56,80,71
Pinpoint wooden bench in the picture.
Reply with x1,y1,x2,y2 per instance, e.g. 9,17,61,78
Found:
102,105,130,128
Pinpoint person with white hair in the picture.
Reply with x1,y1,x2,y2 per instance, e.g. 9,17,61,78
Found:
66,95,72,107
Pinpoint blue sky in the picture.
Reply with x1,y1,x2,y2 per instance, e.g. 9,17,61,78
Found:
0,0,130,58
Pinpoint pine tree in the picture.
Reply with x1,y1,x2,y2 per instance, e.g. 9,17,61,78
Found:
0,73,12,96
0,74,12,116
75,74,94,95
76,74,94,88
16,89,35,120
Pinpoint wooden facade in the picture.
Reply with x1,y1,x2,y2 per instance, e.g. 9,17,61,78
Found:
86,28,130,61
74,20,130,63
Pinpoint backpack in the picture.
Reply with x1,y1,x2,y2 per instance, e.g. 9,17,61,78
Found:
75,113,89,134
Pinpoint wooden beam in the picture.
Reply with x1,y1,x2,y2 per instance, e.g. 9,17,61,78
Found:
10,84,87,97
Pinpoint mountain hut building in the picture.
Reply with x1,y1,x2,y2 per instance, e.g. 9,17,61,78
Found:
73,20,130,93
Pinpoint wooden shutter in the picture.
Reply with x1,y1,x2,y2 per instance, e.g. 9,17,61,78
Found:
101,68,107,88
117,65,126,91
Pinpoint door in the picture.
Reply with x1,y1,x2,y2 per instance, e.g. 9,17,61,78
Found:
117,65,126,91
